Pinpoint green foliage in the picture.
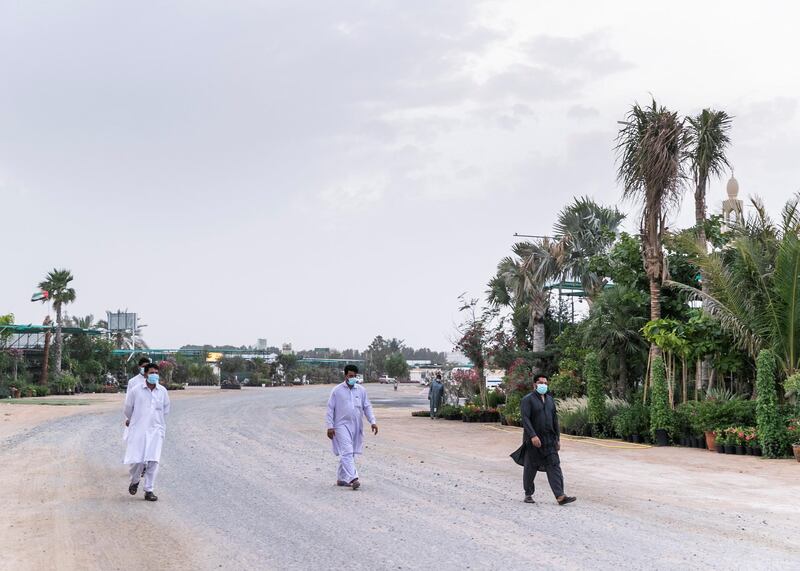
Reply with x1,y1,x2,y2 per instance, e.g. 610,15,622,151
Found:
438,404,463,420
486,389,506,408
755,350,787,458
784,372,800,404
649,356,673,437
384,352,409,380
549,371,582,399
503,392,522,424
584,352,606,428
612,401,650,438
51,372,78,395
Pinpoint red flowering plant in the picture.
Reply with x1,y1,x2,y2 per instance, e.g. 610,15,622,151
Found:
158,358,177,384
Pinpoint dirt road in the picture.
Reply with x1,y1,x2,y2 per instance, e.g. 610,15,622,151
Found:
1,385,798,570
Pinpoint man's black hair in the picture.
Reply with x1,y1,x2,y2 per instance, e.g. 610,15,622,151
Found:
138,357,151,367
436,373,442,379
344,364,359,375
533,373,549,382
145,363,160,373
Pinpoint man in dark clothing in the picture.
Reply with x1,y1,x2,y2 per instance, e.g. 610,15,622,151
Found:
428,373,445,419
520,374,576,505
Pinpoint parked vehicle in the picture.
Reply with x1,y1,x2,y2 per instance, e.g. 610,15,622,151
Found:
378,375,395,384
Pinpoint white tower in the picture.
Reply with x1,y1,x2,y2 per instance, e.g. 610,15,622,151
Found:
722,173,743,229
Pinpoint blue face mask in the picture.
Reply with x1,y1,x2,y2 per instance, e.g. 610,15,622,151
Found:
139,367,145,376
147,373,160,385
346,377,356,387
535,384,548,395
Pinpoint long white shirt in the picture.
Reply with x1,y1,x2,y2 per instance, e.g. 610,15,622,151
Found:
126,373,146,393
123,383,171,464
325,382,376,456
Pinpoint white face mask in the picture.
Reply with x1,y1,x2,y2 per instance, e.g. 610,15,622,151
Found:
139,367,145,376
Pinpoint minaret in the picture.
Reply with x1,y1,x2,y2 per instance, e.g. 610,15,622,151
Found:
722,172,743,229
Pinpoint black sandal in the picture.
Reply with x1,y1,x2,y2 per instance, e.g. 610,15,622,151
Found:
557,496,576,505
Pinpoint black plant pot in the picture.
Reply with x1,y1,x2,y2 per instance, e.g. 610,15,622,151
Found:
632,434,642,444
724,444,735,454
698,437,707,449
753,446,763,457
736,445,746,455
655,429,669,447
746,446,754,455
715,444,724,453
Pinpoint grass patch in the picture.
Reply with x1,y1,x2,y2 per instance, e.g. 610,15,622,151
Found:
4,399,93,406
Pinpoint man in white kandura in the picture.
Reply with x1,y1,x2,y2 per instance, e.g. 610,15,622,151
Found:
123,362,171,501
126,356,151,393
326,365,378,490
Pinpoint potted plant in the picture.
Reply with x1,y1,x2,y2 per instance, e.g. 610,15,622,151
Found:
713,429,725,453
788,418,800,462
722,428,736,454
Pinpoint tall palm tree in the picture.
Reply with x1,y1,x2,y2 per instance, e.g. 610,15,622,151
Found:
38,269,76,374
667,195,800,379
686,109,732,269
616,99,689,360
553,196,625,301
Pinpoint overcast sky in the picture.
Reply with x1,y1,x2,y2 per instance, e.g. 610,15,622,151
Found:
2,1,799,352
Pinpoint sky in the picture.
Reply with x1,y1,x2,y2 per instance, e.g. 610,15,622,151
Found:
2,1,799,352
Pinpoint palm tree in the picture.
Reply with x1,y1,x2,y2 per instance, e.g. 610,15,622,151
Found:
553,196,625,301
489,240,562,354
616,99,689,360
38,269,76,374
667,195,800,379
686,109,732,273
69,314,97,329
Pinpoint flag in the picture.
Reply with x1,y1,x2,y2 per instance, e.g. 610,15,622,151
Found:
31,290,49,302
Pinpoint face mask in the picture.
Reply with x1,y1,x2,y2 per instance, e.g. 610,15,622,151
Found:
147,373,160,385
346,377,356,387
536,384,548,395
139,367,145,376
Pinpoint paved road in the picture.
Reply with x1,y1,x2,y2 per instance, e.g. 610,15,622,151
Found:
2,385,798,571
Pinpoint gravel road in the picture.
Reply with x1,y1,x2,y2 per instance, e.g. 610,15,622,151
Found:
1,385,798,571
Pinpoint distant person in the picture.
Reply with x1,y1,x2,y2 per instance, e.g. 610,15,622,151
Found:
325,365,378,490
393,378,398,391
513,374,576,506
126,357,151,393
123,362,171,501
428,373,445,419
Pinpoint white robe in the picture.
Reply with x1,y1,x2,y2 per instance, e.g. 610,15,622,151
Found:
126,373,146,393
123,383,171,465
325,383,375,456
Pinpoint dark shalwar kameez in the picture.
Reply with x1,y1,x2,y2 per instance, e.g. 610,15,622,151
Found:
520,392,564,498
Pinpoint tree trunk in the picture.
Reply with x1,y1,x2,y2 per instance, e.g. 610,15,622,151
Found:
54,303,63,374
695,359,702,398
532,320,546,355
40,326,51,385
618,347,628,398
682,358,688,404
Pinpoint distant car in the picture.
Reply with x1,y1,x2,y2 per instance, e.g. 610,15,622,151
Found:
378,375,396,384
355,374,364,384
221,379,242,390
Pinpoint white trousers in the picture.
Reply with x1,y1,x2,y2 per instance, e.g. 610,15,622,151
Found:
129,461,160,492
337,453,358,483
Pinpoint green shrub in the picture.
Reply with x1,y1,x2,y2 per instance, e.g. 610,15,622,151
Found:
675,401,702,436
487,390,506,408
649,356,672,438
756,350,786,458
33,385,50,397
549,371,582,398
439,404,463,420
503,392,522,424
0,386,10,399
584,352,606,429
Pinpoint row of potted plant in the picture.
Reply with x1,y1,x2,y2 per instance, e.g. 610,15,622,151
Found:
713,426,763,456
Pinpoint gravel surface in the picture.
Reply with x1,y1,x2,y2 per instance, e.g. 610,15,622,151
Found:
1,385,798,570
